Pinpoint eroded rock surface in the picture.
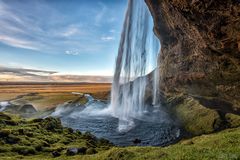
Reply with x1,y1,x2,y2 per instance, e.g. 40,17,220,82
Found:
146,0,240,135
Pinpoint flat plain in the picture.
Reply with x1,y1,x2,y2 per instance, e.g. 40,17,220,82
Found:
0,82,111,110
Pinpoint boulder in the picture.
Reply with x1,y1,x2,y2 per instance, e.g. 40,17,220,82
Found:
52,151,61,157
66,148,78,156
18,104,37,114
132,138,141,144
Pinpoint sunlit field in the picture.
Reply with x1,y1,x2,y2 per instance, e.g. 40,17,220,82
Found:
0,82,111,110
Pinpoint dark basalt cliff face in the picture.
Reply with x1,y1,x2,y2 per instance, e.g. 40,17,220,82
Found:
146,0,240,135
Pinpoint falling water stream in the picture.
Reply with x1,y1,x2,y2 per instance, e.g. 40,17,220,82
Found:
51,0,180,146
109,0,160,132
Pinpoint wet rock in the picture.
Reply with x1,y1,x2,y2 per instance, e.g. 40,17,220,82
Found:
66,148,79,156
133,138,141,144
18,104,37,114
52,151,61,157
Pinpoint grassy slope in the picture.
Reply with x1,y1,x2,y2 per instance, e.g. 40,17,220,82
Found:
0,112,113,160
10,93,87,111
0,112,239,160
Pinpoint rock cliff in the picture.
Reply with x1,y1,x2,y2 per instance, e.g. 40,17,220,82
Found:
146,0,240,135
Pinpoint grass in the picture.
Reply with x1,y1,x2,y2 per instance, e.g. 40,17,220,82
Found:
0,83,111,97
0,112,239,160
11,93,87,111
0,83,111,110
0,112,113,159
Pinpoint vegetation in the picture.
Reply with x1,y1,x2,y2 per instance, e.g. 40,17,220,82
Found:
0,112,239,160
174,97,221,135
0,112,113,159
0,83,111,110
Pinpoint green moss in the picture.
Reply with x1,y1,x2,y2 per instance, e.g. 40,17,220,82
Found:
105,148,135,160
0,129,11,137
11,145,36,155
86,148,97,155
40,117,63,132
0,112,113,159
175,97,221,135
225,113,240,128
0,112,239,160
0,146,11,153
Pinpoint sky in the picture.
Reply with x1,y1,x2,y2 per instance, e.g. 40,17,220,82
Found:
0,0,127,82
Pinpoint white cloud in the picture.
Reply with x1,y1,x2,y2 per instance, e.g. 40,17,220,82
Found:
65,49,81,56
101,36,115,41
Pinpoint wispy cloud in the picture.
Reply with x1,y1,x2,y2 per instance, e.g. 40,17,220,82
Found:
59,25,82,37
0,35,40,50
101,36,115,41
0,66,112,83
0,66,57,77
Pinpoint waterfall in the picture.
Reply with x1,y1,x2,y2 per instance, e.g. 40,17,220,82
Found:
109,0,160,132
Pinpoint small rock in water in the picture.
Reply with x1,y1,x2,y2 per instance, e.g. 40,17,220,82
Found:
66,148,79,156
52,151,61,157
133,138,141,144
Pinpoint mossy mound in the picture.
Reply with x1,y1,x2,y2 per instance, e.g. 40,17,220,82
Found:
174,97,222,135
0,112,113,159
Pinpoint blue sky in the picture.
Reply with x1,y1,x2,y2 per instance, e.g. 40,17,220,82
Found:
0,0,127,78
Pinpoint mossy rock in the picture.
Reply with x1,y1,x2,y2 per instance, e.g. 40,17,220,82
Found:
11,145,36,155
40,117,63,132
5,134,20,144
175,97,221,135
86,148,97,154
0,129,11,137
225,113,240,128
0,112,11,120
0,146,11,153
